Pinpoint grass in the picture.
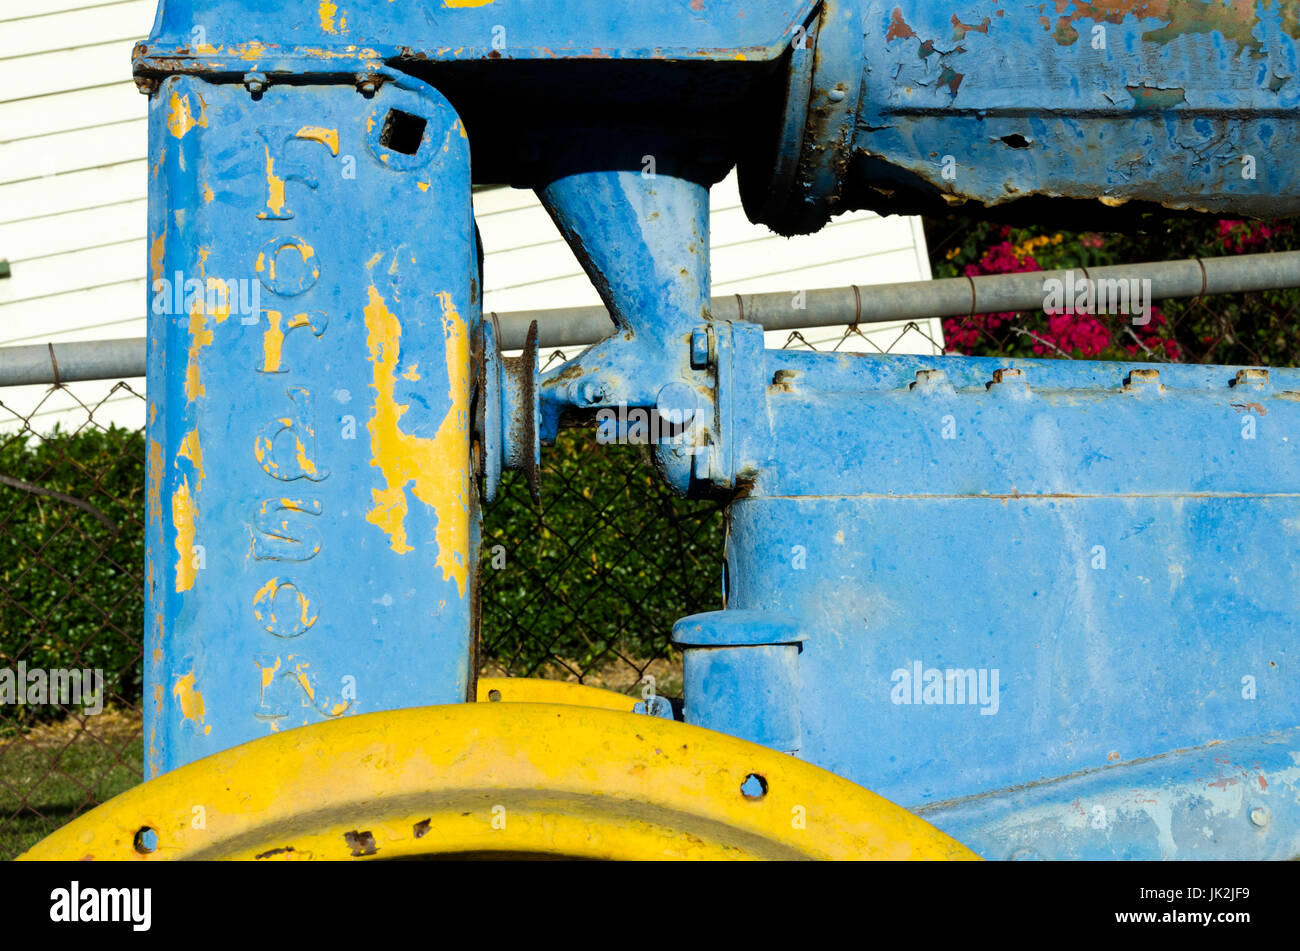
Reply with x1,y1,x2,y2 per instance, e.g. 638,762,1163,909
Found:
0,708,142,860
0,663,680,861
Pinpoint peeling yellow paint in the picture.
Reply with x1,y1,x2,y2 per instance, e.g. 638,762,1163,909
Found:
172,478,197,592
296,126,340,155
256,241,315,282
202,183,214,203
284,657,317,705
365,251,384,269
166,88,207,139
416,181,430,192
261,145,287,219
261,311,318,373
363,286,469,596
253,578,317,633
319,0,347,33
401,363,420,381
295,436,319,477
184,278,230,403
149,231,166,284
173,671,208,734
444,0,495,6
258,655,281,693
178,429,205,492
147,439,164,526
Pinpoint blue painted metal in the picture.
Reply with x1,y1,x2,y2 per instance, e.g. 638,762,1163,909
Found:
919,728,1300,860
535,168,717,494
675,338,1300,857
135,0,1300,860
675,610,805,753
135,0,818,73
740,0,1300,232
144,71,479,774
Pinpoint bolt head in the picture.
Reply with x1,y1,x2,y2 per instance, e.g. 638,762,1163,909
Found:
579,381,607,405
1250,805,1270,827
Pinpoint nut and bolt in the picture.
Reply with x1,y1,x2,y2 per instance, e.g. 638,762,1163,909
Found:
244,72,267,95
573,380,608,406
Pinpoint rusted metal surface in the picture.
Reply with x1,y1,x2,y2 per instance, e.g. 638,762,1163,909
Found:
850,0,1300,220
743,1,1300,232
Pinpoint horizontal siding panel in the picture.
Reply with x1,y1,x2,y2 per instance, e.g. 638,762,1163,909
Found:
472,185,538,215
0,281,145,347
0,241,141,304
713,246,929,294
0,0,151,58
482,240,587,294
483,274,601,314
472,202,558,255
0,198,146,262
0,0,140,23
1,39,137,103
0,82,142,142
2,314,147,347
0,118,145,184
0,159,146,222
712,229,917,289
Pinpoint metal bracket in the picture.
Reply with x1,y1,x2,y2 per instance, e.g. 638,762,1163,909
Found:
477,316,540,504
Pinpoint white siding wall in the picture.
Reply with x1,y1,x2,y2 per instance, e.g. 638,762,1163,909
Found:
0,2,940,433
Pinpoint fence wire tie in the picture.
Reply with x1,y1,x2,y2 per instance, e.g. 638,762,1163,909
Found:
47,343,61,389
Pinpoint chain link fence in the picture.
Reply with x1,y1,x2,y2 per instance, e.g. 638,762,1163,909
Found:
0,381,148,860
0,297,1271,858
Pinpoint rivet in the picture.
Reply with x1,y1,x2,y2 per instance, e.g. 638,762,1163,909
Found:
1250,805,1270,828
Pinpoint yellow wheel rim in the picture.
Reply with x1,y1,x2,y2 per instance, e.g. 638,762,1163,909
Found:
475,676,640,711
20,703,978,861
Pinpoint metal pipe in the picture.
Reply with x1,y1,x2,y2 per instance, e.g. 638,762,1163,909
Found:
0,338,147,387
5,250,1300,385
500,250,1300,351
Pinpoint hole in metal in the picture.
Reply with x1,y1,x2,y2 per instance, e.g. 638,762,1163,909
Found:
380,109,427,155
134,826,158,854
